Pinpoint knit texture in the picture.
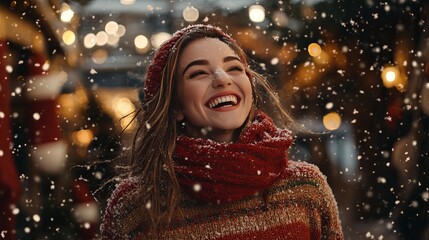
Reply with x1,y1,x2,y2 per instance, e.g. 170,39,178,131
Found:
100,160,343,239
174,111,292,203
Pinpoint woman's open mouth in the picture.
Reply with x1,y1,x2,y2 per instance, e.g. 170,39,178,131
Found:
206,94,239,109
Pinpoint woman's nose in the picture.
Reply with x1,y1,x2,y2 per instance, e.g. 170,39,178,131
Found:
212,69,232,88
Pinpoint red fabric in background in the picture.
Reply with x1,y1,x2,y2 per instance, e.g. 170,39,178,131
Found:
26,52,63,145
72,180,99,240
27,98,62,145
0,39,21,240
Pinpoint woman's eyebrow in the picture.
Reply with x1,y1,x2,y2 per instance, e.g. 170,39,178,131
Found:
224,55,242,63
182,56,242,76
182,59,208,76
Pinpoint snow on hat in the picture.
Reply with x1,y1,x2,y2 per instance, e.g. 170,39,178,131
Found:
143,24,245,102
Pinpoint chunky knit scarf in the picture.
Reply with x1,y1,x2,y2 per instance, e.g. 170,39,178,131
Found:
173,111,293,204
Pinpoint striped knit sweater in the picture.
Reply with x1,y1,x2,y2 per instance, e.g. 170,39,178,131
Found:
100,160,343,239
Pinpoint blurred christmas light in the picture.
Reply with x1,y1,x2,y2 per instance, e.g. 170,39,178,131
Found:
112,97,136,131
381,66,400,88
113,97,135,117
62,30,76,45
116,24,126,37
151,32,171,49
120,0,135,5
60,3,74,23
58,94,77,118
308,43,322,57
249,5,265,23
135,35,150,53
105,21,119,35
92,49,108,64
183,6,199,22
386,71,396,82
83,33,97,48
96,31,108,46
72,129,94,147
323,112,342,131
107,34,120,46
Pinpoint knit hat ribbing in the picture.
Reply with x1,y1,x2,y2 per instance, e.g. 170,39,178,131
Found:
143,24,242,102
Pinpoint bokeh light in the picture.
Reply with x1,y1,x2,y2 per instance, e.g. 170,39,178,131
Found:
105,21,119,35
72,129,94,147
107,34,120,46
62,30,76,45
60,4,74,23
183,6,199,22
116,24,126,37
381,66,400,88
323,112,342,131
91,49,108,64
120,0,135,5
96,31,109,46
112,97,136,131
151,32,171,49
83,33,97,48
308,43,322,57
134,35,150,52
249,5,265,23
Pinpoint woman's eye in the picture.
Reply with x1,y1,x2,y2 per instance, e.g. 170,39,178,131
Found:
189,70,207,78
228,66,244,72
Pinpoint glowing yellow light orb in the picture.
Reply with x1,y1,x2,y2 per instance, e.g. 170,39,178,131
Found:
249,5,265,23
308,43,322,57
62,30,75,45
323,112,342,131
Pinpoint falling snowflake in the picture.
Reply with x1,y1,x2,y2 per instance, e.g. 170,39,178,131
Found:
90,68,98,74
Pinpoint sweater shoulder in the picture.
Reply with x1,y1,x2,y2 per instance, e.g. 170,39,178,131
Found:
109,177,140,203
100,177,141,240
283,160,327,183
274,160,338,220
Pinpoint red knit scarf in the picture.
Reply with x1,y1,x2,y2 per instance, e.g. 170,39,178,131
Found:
173,111,293,204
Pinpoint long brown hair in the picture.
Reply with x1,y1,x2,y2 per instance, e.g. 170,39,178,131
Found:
129,25,296,231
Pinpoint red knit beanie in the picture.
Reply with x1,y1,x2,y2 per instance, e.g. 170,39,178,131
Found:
143,24,246,102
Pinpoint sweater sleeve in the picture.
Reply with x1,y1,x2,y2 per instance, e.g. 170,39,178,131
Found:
285,161,344,240
100,177,140,240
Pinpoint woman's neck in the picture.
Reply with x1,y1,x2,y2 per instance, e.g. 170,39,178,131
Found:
184,125,236,143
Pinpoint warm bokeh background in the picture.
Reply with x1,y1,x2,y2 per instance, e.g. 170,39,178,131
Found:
1,0,428,239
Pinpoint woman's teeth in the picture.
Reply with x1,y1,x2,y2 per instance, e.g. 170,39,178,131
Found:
208,95,238,108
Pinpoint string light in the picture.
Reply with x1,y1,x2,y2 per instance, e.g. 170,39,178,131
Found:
381,66,400,88
323,112,342,131
308,43,322,57
62,30,75,45
183,6,199,22
60,3,74,23
249,5,265,23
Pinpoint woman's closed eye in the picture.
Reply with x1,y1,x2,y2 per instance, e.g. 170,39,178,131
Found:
228,66,244,72
189,70,208,79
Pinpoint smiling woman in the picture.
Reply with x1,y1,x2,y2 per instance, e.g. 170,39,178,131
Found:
175,38,253,142
100,24,343,240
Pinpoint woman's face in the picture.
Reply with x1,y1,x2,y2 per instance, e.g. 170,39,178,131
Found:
175,37,253,143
